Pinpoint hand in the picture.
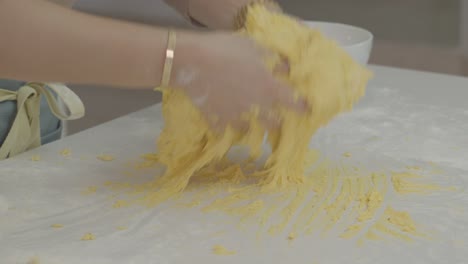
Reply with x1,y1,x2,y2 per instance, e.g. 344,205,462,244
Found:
171,32,306,131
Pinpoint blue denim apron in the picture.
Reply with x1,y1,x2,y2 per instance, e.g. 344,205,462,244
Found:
0,79,63,149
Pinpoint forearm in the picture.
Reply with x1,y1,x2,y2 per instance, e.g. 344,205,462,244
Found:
0,0,187,88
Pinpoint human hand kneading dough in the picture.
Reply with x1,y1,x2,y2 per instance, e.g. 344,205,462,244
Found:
169,32,307,131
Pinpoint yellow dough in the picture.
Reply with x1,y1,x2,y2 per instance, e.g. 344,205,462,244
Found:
392,172,444,194
150,4,372,205
60,148,71,157
27,257,40,264
104,4,446,245
212,245,236,256
97,154,115,162
81,233,95,241
112,200,130,208
81,186,98,195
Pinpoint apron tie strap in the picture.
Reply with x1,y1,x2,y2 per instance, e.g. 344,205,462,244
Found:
0,83,84,159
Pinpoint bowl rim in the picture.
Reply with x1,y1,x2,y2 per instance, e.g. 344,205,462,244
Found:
303,20,374,47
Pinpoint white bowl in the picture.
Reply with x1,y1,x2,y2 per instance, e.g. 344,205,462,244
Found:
304,21,373,65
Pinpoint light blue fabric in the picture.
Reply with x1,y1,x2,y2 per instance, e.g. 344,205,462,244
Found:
0,79,62,147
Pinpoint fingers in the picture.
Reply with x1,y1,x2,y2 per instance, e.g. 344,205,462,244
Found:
259,108,281,130
270,79,308,113
201,105,251,134
272,56,290,76
265,55,308,114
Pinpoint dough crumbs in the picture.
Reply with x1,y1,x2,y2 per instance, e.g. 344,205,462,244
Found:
406,165,421,170
288,232,297,241
428,161,444,175
112,200,130,208
343,152,352,158
105,159,449,244
31,155,41,161
341,225,363,239
27,256,40,264
359,206,423,244
357,190,383,222
51,224,64,229
116,226,128,231
212,245,236,256
81,233,95,241
385,207,417,233
97,154,115,162
60,148,71,157
81,186,98,195
392,172,444,194
104,181,113,186
365,230,381,241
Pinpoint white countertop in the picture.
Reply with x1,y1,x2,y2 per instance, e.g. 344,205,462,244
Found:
1,65,467,264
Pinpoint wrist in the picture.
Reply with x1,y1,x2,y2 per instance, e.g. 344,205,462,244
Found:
168,30,205,89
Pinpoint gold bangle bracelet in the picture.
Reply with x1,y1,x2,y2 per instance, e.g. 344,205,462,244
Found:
155,29,177,91
233,0,281,30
